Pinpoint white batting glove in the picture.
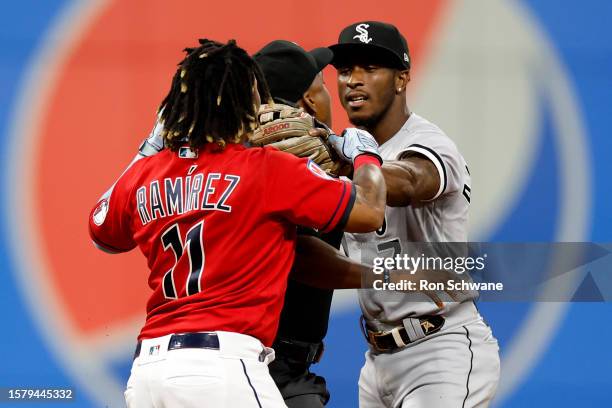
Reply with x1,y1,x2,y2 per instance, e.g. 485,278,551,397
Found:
138,113,165,157
328,128,382,164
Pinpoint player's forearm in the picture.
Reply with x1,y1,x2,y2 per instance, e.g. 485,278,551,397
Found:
381,161,418,206
97,152,148,202
291,235,367,288
98,117,164,202
347,159,386,232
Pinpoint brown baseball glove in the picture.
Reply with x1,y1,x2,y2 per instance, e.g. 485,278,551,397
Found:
250,103,343,176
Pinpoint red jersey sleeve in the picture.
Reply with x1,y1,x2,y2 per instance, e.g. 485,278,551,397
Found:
88,168,138,253
264,148,355,233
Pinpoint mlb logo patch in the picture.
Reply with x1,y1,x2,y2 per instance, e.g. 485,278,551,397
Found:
149,345,160,356
179,146,198,159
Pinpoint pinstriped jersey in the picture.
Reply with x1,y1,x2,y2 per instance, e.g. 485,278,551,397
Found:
344,113,475,323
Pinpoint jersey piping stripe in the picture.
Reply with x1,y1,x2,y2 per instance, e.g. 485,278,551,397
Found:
89,235,131,254
92,241,125,254
320,181,350,233
402,143,447,200
335,183,357,231
240,359,262,408
462,325,474,408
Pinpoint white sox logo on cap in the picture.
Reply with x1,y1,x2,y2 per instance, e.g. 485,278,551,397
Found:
353,23,373,44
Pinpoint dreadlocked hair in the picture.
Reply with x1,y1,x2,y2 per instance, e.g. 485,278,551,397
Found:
158,38,271,151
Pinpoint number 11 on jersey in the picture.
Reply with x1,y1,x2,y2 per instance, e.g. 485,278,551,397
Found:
161,221,205,299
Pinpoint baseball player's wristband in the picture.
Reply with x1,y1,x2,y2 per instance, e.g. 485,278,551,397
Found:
354,154,382,170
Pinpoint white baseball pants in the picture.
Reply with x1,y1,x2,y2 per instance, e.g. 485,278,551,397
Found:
124,331,287,408
359,311,500,407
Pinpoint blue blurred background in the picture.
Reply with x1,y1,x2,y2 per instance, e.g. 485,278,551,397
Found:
1,0,611,406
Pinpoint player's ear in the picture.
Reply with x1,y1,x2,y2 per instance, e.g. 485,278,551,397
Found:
395,69,410,94
298,93,317,117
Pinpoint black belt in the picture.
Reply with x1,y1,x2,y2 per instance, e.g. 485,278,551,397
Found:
361,315,445,353
272,339,324,364
134,332,220,359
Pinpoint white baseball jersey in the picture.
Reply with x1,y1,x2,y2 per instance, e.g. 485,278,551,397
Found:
344,113,475,325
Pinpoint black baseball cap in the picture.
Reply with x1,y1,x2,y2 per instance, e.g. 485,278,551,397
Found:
329,21,410,70
253,40,333,103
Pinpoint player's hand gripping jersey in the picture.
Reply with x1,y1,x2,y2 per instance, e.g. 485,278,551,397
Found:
89,144,355,346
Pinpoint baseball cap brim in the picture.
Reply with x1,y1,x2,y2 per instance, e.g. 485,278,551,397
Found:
309,47,334,72
329,43,407,70
253,41,333,103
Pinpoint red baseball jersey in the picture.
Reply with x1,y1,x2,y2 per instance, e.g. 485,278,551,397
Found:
89,143,354,346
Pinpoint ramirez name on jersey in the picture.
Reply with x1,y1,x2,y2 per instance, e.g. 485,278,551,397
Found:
136,171,240,225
